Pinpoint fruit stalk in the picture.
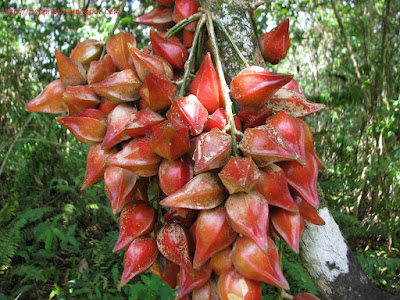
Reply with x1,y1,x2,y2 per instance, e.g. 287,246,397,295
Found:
205,11,238,156
163,12,202,39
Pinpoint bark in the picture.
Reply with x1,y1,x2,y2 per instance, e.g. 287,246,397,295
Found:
196,0,397,299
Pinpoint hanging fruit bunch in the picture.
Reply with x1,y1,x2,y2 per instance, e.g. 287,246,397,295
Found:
25,0,326,299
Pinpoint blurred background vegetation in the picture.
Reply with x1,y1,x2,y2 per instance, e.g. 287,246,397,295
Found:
0,0,399,299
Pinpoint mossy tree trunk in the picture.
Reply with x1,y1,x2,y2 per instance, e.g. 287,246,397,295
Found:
197,1,396,299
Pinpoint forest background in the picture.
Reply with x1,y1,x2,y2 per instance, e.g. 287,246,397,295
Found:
0,0,399,299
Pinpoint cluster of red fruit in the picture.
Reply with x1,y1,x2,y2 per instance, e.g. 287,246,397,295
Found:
25,0,326,299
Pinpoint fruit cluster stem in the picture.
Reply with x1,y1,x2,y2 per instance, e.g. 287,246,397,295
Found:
163,12,202,39
205,12,238,157
178,14,206,97
100,0,127,60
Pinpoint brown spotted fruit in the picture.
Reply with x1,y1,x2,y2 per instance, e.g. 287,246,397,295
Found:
159,157,193,196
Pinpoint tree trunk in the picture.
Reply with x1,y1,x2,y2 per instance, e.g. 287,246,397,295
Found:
197,1,396,299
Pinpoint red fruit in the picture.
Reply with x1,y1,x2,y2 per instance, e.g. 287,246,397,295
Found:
25,80,67,114
156,223,194,274
293,292,321,300
217,268,262,300
203,108,242,137
56,108,107,145
106,138,162,177
102,104,137,148
172,0,200,32
163,208,197,228
218,156,261,194
133,177,150,201
177,262,212,298
62,85,100,115
209,247,232,276
91,69,142,103
259,18,291,65
151,120,190,160
266,111,306,165
230,66,292,107
159,157,193,196
294,195,325,225
55,49,87,86
193,207,237,268
139,72,177,111
98,98,118,115
70,39,103,69
81,144,117,190
87,54,116,85
283,79,304,95
183,29,195,47
232,236,289,289
104,166,138,215
192,279,219,300
237,105,273,129
125,108,165,138
225,191,269,252
160,172,225,210
167,95,208,136
190,53,221,113
298,119,325,169
120,237,158,286
129,45,173,82
279,152,319,208
149,256,180,289
267,88,325,118
239,124,298,167
270,208,302,253
113,201,155,252
254,164,299,212
150,29,188,70
193,128,232,174
133,6,174,31
106,32,136,70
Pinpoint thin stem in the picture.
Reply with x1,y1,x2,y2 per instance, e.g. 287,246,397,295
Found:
178,14,206,97
163,12,202,39
214,18,249,68
205,12,238,156
100,0,128,60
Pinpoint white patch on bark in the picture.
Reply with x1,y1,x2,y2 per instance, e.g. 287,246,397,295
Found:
300,207,349,295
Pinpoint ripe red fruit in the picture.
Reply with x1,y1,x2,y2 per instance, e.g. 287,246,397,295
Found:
125,108,165,138
254,164,299,212
91,69,142,103
294,195,325,225
232,236,289,289
172,0,200,32
298,119,325,169
81,144,117,190
190,53,221,113
270,208,302,253
62,85,100,115
203,108,242,137
106,32,136,70
113,201,155,252
160,172,225,210
104,166,138,215
193,207,237,268
70,39,103,69
120,236,158,286
151,120,191,160
149,256,180,289
225,191,269,252
55,49,87,86
209,247,233,276
156,223,194,274
259,18,291,65
87,54,116,85
140,72,177,111
159,157,193,196
218,156,262,194
163,208,198,228
237,105,273,129
98,98,118,115
150,29,188,70
192,279,219,300
106,138,162,177
177,262,212,298
279,152,319,208
230,66,292,107
133,6,174,31
56,108,107,145
217,268,262,300
25,80,67,114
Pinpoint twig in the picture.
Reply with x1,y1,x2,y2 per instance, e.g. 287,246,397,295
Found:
205,12,238,156
163,12,202,39
100,0,128,60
